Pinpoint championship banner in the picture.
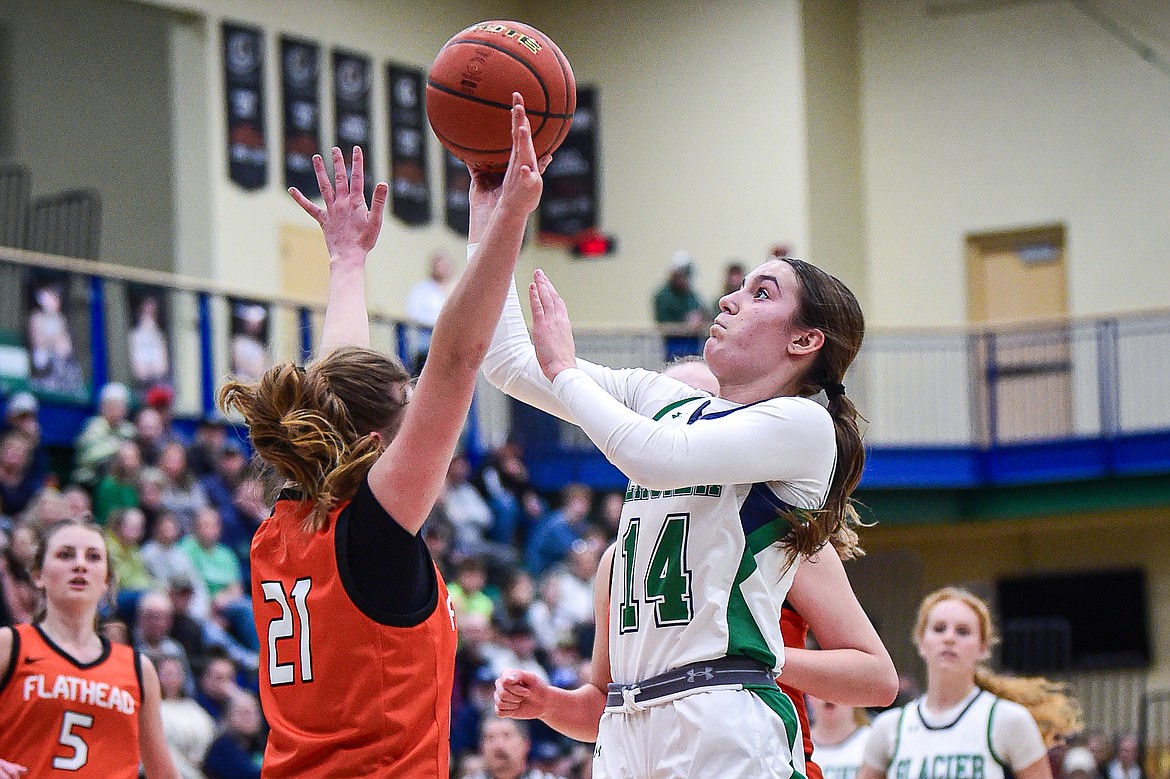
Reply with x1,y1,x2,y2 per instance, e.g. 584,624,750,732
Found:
281,36,321,195
385,62,431,225
332,49,375,204
443,151,470,236
222,22,267,190
539,85,598,238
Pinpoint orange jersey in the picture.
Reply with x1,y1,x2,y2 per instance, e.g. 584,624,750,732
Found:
0,623,142,778
252,495,458,779
780,603,824,779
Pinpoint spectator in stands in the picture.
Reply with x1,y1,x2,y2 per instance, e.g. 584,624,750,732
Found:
531,536,599,650
493,569,540,637
406,249,456,372
594,489,624,537
443,452,498,553
0,542,36,626
202,692,265,779
186,416,230,477
196,654,242,722
2,392,49,489
487,616,547,683
135,589,196,693
524,482,593,577
449,556,496,622
452,665,502,760
98,616,131,645
93,440,142,524
468,715,557,779
715,260,746,312
422,509,457,580
60,484,92,517
159,441,209,533
474,441,532,546
105,506,152,616
199,440,250,560
178,507,257,652
0,431,38,518
73,381,136,487
1106,733,1143,779
135,406,169,467
653,249,709,360
165,574,210,673
138,465,168,531
454,611,498,709
141,512,210,619
156,651,216,779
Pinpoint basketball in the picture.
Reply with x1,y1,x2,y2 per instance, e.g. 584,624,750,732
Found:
425,21,576,172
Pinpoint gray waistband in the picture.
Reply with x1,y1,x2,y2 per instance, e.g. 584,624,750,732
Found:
605,656,777,710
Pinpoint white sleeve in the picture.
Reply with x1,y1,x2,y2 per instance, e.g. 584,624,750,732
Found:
991,700,1048,770
861,707,900,772
481,275,696,423
549,367,836,495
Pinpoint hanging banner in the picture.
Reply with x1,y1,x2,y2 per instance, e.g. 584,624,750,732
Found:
222,22,267,190
443,151,471,236
125,284,172,395
23,270,86,399
385,62,431,225
539,85,598,238
281,36,321,195
332,49,375,204
228,298,272,383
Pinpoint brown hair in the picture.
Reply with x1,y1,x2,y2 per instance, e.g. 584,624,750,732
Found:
31,516,116,623
914,587,1083,746
779,258,867,559
218,346,410,532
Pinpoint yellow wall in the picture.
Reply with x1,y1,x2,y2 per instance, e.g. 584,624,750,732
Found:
852,507,1170,687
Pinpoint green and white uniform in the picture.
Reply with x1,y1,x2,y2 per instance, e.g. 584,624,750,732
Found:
814,725,872,779
863,689,1047,779
484,279,836,778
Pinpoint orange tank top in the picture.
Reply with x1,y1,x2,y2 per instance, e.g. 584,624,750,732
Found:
0,624,142,778
780,603,824,779
252,496,458,778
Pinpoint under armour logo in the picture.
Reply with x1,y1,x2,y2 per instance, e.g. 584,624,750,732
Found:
686,667,714,682
594,744,602,758
671,412,682,419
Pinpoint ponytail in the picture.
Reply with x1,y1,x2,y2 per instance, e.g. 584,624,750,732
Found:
975,667,1083,747
219,347,409,533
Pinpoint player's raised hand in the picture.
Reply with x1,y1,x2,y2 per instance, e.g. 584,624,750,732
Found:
529,268,577,382
495,669,550,720
289,146,388,266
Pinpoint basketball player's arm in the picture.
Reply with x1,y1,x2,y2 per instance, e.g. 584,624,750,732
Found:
369,95,544,535
856,708,899,779
289,146,388,353
0,630,29,778
137,655,181,779
781,546,898,706
495,544,613,742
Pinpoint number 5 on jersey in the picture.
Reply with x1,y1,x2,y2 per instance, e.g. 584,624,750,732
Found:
262,578,313,686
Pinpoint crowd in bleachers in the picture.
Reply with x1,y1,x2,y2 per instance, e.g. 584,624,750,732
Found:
0,384,1155,779
0,382,619,777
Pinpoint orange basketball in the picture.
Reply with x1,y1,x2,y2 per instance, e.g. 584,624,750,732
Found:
425,21,576,172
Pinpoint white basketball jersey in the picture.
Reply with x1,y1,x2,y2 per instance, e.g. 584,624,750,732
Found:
816,725,872,779
608,396,812,683
888,692,1007,779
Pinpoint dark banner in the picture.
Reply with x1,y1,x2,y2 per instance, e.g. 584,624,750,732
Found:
281,36,321,195
539,86,598,238
385,62,431,225
332,49,375,203
444,151,471,236
222,22,267,190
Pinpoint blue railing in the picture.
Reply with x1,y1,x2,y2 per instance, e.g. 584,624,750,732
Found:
2,245,1168,490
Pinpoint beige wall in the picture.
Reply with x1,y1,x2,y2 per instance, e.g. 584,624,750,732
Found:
856,508,1170,687
860,0,1170,326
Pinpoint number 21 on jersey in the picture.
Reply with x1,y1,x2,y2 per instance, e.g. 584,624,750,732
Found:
619,513,694,633
262,578,313,686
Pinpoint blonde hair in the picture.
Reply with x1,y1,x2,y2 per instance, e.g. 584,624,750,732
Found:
219,346,410,532
914,587,1083,746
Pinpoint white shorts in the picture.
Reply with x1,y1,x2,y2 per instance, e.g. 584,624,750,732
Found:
593,686,806,779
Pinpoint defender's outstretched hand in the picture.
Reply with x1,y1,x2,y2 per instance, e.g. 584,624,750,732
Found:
468,93,552,243
289,146,389,266
529,268,578,382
